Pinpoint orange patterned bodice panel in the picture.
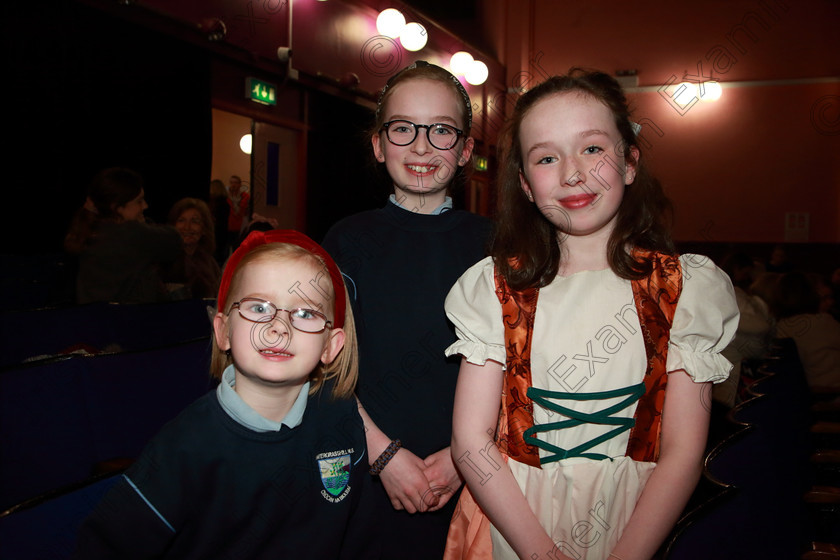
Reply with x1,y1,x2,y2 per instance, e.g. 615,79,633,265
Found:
493,251,682,467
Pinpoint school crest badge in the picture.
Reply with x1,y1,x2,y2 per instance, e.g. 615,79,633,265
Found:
316,449,353,503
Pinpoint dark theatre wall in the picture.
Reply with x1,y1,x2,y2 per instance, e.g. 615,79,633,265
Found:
3,0,493,254
3,0,212,254
304,88,383,243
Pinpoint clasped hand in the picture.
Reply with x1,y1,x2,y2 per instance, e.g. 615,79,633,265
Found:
379,447,462,513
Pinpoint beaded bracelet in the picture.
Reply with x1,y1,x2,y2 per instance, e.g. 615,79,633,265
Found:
369,439,402,475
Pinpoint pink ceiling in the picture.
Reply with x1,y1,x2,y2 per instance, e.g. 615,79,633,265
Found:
130,0,503,102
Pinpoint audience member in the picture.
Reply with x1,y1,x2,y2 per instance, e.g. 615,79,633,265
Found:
236,213,280,248
65,167,182,304
774,272,840,391
749,271,782,311
164,198,222,300
715,252,774,407
765,244,794,273
226,175,250,249
209,179,230,264
814,271,840,321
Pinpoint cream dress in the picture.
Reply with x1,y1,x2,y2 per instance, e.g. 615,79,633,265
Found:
445,254,739,560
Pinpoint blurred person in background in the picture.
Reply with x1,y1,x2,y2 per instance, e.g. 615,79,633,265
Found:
65,167,181,304
164,197,221,300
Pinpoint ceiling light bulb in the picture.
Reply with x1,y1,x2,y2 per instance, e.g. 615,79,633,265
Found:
400,22,428,51
376,9,406,39
673,82,698,106
465,60,488,86
700,81,722,101
449,51,474,75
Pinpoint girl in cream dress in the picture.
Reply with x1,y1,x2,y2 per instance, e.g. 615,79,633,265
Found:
445,71,738,560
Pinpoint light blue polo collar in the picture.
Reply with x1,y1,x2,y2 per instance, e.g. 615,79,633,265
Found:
216,365,309,432
389,194,452,215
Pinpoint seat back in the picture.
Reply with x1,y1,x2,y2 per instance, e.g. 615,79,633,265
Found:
0,473,121,560
0,298,214,368
0,337,214,509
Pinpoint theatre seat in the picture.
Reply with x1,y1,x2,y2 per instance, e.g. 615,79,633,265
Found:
0,298,214,368
0,337,214,510
665,345,813,559
0,473,120,560
801,541,840,559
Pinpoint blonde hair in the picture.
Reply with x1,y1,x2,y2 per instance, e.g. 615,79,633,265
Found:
211,243,358,399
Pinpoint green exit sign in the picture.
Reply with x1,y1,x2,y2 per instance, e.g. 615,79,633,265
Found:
474,156,488,172
247,77,277,106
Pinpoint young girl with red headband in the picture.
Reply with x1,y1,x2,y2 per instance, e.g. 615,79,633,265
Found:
77,230,376,559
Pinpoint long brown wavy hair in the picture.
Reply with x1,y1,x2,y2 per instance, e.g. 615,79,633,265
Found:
492,69,674,290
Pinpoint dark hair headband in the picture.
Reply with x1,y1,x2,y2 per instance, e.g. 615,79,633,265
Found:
217,230,346,329
375,60,472,129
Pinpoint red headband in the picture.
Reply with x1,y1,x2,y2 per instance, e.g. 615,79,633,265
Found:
217,230,346,329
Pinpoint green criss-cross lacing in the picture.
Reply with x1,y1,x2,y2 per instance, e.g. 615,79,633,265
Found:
523,382,645,464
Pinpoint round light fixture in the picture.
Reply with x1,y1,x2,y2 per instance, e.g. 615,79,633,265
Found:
700,81,722,101
465,60,488,86
674,82,698,106
376,8,405,39
240,134,252,155
400,22,427,51
449,51,474,75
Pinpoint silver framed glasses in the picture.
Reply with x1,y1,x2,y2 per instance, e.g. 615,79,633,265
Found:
230,298,332,333
381,120,463,150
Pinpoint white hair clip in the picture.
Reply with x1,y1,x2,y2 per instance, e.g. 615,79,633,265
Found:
631,121,642,136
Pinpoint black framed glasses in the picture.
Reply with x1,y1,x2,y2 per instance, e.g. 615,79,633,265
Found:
381,120,463,150
230,298,332,333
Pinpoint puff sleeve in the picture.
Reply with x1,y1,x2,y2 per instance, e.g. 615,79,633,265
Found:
666,254,740,383
444,257,506,367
